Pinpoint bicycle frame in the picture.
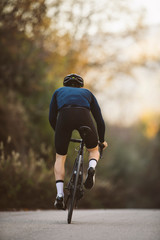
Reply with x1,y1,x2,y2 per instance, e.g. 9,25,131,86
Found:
64,126,104,223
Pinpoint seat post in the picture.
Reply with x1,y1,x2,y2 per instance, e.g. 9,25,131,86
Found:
79,141,85,156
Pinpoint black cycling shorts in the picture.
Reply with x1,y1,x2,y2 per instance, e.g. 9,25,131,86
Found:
55,107,98,155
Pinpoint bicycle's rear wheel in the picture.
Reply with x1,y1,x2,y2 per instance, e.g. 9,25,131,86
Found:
67,155,82,224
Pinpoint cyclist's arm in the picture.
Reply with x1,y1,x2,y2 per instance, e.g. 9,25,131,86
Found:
90,94,105,143
49,91,58,130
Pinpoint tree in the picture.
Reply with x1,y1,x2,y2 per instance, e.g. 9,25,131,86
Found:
0,0,51,151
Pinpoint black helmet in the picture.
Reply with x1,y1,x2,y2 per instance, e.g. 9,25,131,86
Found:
63,73,84,87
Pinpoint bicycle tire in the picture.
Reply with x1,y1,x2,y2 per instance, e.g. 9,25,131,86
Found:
67,155,82,224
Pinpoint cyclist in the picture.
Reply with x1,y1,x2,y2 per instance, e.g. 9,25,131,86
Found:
49,73,107,209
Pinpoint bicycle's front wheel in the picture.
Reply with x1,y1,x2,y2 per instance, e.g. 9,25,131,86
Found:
67,155,82,224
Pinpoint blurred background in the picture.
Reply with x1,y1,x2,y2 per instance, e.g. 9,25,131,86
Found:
0,0,160,210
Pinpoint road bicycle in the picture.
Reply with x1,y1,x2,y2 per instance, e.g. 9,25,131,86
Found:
64,126,104,224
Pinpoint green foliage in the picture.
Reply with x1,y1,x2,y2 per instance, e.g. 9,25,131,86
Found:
0,0,52,152
0,141,55,210
0,0,49,35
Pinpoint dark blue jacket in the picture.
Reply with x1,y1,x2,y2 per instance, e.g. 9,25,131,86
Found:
49,86,105,142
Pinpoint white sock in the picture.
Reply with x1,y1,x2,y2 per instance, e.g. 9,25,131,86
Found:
89,159,97,169
56,180,64,197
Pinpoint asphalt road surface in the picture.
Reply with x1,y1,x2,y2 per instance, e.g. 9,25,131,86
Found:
0,209,160,240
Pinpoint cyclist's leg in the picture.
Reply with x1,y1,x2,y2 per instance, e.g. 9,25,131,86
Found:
54,133,70,189
54,153,67,181
84,146,99,189
54,110,72,199
87,145,100,171
76,108,99,168
76,109,99,189
54,153,66,201
87,145,100,162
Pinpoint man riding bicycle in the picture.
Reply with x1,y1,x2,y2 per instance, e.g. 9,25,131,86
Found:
49,74,107,209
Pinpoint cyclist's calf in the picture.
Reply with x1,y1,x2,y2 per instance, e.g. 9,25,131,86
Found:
54,153,67,181
87,145,100,162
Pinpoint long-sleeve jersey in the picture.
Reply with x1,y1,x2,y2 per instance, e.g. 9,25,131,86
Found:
49,86,105,142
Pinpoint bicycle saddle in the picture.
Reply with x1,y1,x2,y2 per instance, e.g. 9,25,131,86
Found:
78,126,93,139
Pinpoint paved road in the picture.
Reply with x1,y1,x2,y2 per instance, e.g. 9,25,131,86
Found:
0,210,160,240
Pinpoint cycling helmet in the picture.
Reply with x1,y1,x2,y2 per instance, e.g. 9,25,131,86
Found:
63,73,84,87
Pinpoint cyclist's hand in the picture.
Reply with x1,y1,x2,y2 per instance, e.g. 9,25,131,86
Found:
98,141,108,158
101,141,108,149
